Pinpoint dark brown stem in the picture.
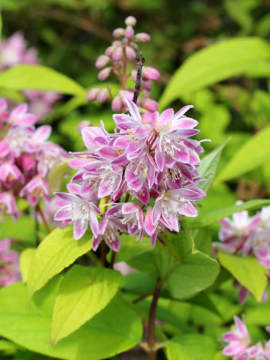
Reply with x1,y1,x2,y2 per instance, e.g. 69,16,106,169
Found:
132,290,154,304
146,278,162,360
34,207,40,247
109,251,116,269
37,203,50,234
100,240,107,267
121,46,128,89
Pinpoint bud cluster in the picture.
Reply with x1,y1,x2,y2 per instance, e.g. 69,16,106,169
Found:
216,203,270,302
55,99,206,250
0,98,67,220
0,32,60,117
87,17,160,113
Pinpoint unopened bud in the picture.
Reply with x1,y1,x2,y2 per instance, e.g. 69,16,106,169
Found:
131,70,137,82
125,46,136,60
96,88,108,103
112,46,123,61
98,67,111,81
142,80,152,91
113,28,125,38
87,88,99,101
119,90,134,102
125,16,136,27
95,55,110,68
125,26,134,39
135,33,151,43
143,98,158,112
142,67,160,81
112,95,123,112
105,46,113,57
78,120,91,134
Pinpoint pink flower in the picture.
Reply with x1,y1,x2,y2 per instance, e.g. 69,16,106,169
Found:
0,192,18,220
20,176,50,206
54,184,100,240
0,239,20,287
222,316,251,358
0,162,24,188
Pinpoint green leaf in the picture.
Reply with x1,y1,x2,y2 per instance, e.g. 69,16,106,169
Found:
216,125,270,183
166,251,219,300
0,65,86,96
159,37,270,108
218,251,268,302
51,266,122,344
245,304,270,326
198,142,227,192
115,233,152,263
0,216,35,244
20,248,36,284
187,199,270,228
166,334,217,360
48,161,74,193
0,282,142,360
27,226,92,296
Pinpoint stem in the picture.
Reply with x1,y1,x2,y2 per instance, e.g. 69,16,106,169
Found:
100,240,107,267
37,203,50,234
121,46,128,89
109,251,116,269
146,278,162,360
34,207,40,247
132,290,154,304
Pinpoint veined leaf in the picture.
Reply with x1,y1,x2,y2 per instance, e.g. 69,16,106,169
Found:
160,38,270,108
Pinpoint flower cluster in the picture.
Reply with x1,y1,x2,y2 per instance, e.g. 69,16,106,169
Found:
216,204,270,302
0,32,60,117
54,98,206,250
0,239,20,286
87,16,160,113
0,98,67,220
222,316,270,360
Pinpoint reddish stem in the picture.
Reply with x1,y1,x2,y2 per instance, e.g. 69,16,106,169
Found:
37,203,51,234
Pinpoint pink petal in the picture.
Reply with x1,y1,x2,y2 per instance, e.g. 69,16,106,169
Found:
125,99,141,123
54,205,72,221
73,220,88,240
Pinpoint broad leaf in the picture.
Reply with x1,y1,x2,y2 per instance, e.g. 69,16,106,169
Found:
166,334,217,360
51,266,122,344
186,199,270,228
160,37,270,108
166,251,219,300
0,65,86,96
216,125,270,182
20,248,36,283
27,226,92,295
115,233,152,263
48,161,74,193
198,142,227,192
0,282,142,360
0,216,35,244
218,251,268,302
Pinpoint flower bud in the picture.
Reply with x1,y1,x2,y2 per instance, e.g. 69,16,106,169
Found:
125,26,134,39
142,67,160,81
113,28,125,38
112,41,121,47
125,16,136,27
125,46,136,60
95,55,110,68
142,80,152,91
112,46,123,61
87,88,99,102
96,88,108,103
105,46,113,57
135,33,151,42
131,70,137,82
143,98,158,112
112,95,123,112
98,67,111,81
119,90,134,102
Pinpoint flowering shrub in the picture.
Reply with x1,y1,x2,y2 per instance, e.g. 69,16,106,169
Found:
1,10,270,360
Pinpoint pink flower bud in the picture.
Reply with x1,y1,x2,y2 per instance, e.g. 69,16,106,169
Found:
113,28,125,38
112,46,123,61
105,46,113,57
87,88,99,102
96,88,108,103
119,90,134,102
143,98,158,112
135,33,151,42
125,26,134,39
142,67,160,81
142,80,152,91
98,67,111,81
112,95,123,112
125,46,136,60
125,16,136,27
95,55,110,68
112,41,121,47
131,70,137,82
